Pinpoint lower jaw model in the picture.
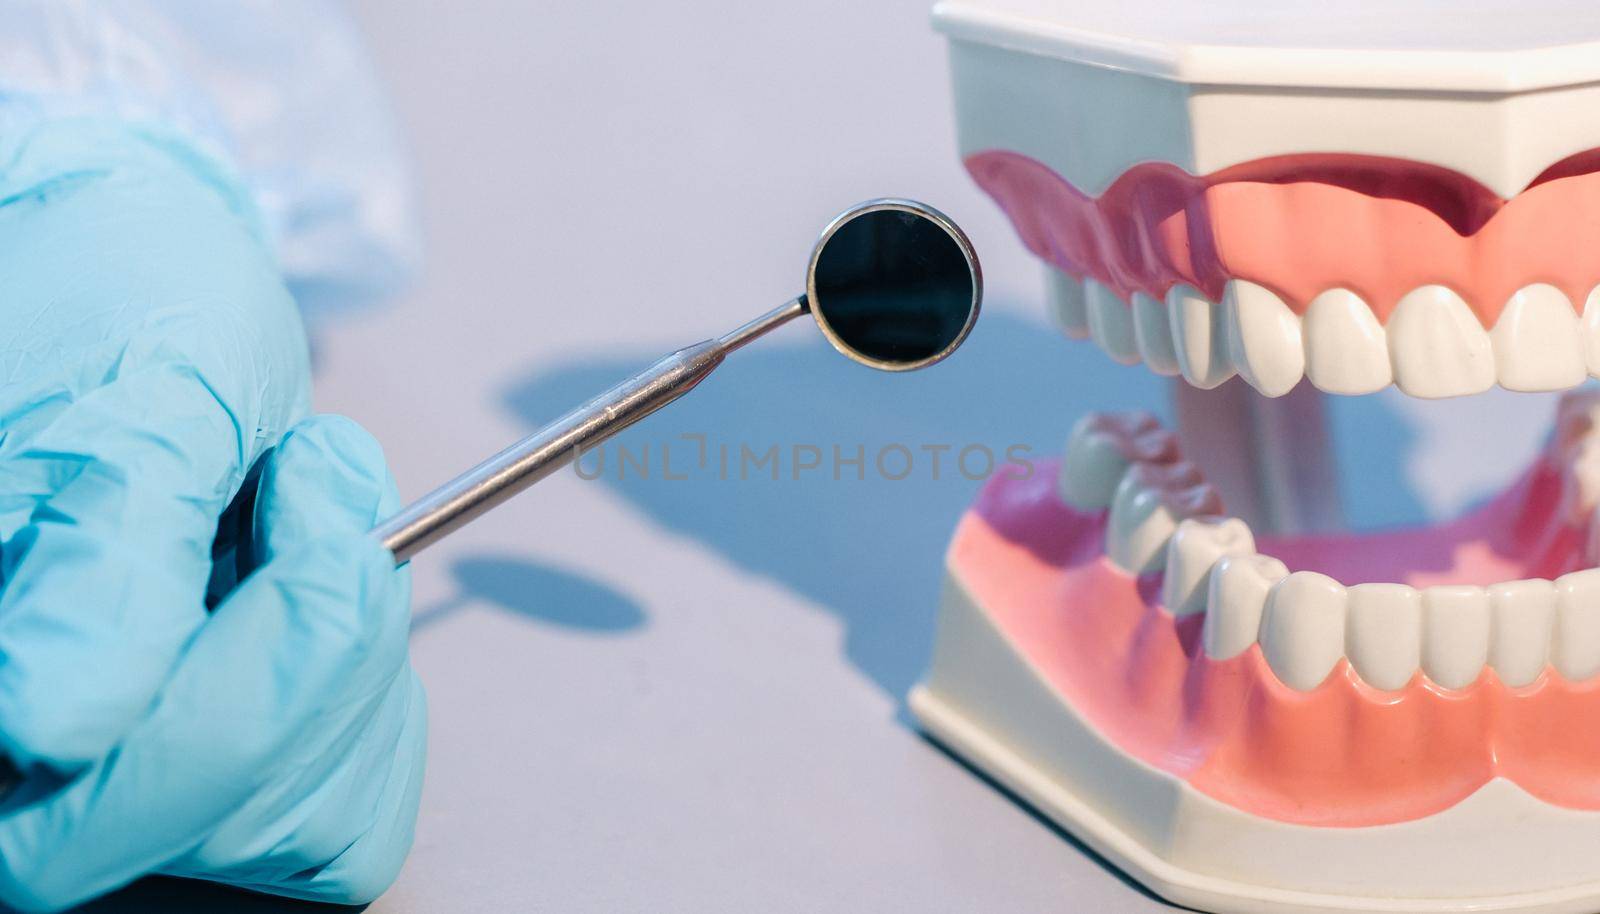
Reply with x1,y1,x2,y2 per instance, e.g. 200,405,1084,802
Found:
913,16,1600,914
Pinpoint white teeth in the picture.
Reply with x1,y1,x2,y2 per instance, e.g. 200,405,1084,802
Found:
1222,280,1305,398
1203,553,1288,660
1491,285,1586,392
1583,286,1600,377
1486,579,1556,687
1167,284,1234,389
1344,583,1422,690
1260,571,1348,691
1059,412,1176,510
1386,285,1495,398
1047,270,1091,339
1422,585,1491,689
1132,292,1180,376
1554,568,1600,681
1106,461,1214,575
1302,288,1392,395
1162,517,1255,617
1086,280,1140,365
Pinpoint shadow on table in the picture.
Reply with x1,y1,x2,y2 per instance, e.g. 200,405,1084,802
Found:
60,877,360,913
412,554,648,635
498,310,1167,703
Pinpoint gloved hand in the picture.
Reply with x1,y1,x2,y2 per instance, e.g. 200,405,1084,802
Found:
0,416,426,911
0,118,425,909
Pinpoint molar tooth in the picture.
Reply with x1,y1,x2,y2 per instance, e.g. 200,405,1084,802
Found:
1260,571,1348,691
1487,579,1556,687
1202,553,1288,660
1058,412,1175,510
1422,585,1491,689
1555,568,1600,681
1086,280,1140,365
1387,286,1495,398
1223,280,1305,398
1303,288,1392,395
1162,517,1255,617
1046,269,1091,339
1491,285,1586,392
1106,461,1203,575
1132,292,1180,376
1345,583,1422,690
1167,284,1233,389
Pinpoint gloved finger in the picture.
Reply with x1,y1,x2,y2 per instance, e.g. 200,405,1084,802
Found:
0,418,410,911
251,413,404,562
0,350,256,774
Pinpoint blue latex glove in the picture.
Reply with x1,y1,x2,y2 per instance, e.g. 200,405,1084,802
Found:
0,416,426,910
0,119,426,908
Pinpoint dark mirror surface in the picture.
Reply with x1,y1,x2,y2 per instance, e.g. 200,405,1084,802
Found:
811,208,975,367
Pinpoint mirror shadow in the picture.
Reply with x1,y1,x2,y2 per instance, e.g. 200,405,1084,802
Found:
411,555,648,635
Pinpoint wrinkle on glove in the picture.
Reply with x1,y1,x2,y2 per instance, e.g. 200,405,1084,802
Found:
0,415,425,912
0,117,310,773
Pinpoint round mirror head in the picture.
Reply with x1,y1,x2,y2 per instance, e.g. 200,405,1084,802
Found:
806,199,982,372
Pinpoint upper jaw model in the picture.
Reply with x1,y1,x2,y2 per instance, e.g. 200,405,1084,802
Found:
910,3,1600,912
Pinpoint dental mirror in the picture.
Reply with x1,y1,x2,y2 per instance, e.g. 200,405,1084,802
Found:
371,198,983,562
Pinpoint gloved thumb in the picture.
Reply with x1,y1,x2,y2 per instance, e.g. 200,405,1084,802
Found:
252,414,403,563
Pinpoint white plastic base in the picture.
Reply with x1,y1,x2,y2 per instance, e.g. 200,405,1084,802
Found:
911,572,1600,914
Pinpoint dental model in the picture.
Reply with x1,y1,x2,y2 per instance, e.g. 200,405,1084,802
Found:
911,3,1600,912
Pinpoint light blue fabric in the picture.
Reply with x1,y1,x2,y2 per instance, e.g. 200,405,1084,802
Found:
0,0,420,311
0,102,423,910
0,414,425,911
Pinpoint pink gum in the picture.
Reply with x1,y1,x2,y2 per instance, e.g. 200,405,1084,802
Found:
953,458,1600,827
968,150,1600,326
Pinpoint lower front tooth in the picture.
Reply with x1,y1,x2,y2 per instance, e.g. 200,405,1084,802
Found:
1087,280,1140,365
1345,583,1422,690
1422,585,1491,689
1487,579,1556,687
1261,571,1348,691
1203,553,1288,660
1162,517,1255,617
1388,285,1495,398
1133,292,1180,376
1583,286,1600,377
1047,270,1091,340
1555,568,1600,681
1223,280,1305,398
1491,284,1586,393
1167,284,1234,389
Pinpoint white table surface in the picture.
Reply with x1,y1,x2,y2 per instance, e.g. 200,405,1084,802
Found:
73,1,1564,911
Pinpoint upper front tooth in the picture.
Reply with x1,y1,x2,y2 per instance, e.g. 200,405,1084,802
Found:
1260,571,1348,691
1087,280,1140,365
1047,270,1091,339
1133,292,1180,376
1162,517,1255,617
1106,461,1204,575
1059,412,1176,510
1345,583,1422,690
1487,578,1556,687
1167,284,1234,389
1582,286,1600,377
1491,284,1586,392
1422,584,1491,689
1223,280,1305,398
1203,553,1288,660
1554,568,1600,681
1387,285,1495,398
1303,288,1392,395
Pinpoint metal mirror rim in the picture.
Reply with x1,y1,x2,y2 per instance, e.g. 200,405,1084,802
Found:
804,198,983,373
